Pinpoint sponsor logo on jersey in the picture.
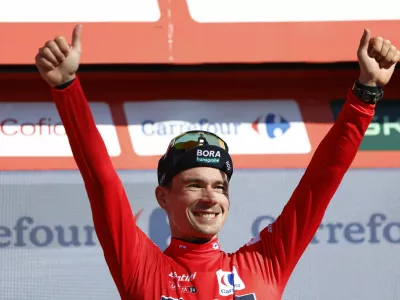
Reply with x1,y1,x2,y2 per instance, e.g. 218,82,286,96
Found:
169,281,197,294
216,266,245,296
169,271,197,282
161,297,183,300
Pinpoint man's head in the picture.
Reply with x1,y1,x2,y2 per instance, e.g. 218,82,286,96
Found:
155,166,229,242
155,131,233,242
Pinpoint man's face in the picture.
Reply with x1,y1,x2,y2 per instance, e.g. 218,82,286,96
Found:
156,167,230,242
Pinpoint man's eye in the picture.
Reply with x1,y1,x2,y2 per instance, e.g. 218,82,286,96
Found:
215,186,225,190
188,184,201,188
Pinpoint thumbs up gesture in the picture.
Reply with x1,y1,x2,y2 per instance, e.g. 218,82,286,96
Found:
357,28,400,87
35,24,82,87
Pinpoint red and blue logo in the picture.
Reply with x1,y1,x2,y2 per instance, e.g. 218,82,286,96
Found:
252,113,291,138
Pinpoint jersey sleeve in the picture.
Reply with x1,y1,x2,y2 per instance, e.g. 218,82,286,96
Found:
51,77,165,298
239,89,375,287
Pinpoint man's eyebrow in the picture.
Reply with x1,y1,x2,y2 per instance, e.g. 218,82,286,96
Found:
182,178,228,186
215,179,229,186
182,177,206,184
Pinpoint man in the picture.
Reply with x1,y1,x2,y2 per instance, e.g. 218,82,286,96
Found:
35,24,399,300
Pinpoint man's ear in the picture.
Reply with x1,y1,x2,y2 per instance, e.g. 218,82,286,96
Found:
155,186,168,210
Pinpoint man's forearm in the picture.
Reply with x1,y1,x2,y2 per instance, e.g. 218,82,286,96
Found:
51,76,116,184
305,89,375,178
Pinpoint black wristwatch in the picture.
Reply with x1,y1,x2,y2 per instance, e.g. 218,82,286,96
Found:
352,80,383,104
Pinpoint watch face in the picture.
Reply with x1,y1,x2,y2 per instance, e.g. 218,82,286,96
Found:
352,85,382,104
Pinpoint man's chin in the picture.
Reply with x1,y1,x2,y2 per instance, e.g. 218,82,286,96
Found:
187,212,225,239
191,223,220,239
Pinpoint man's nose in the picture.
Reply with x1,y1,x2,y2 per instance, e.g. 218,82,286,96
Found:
200,186,218,204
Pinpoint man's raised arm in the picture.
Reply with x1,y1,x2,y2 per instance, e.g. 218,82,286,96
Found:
243,29,400,287
35,24,164,298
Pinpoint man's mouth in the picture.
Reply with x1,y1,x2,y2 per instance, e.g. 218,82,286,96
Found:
193,212,220,219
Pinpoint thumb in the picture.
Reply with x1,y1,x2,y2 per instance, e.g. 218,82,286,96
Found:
71,24,83,51
358,28,371,52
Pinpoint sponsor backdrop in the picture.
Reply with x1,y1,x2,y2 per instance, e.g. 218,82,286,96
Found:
0,169,399,300
0,70,400,169
1,0,400,64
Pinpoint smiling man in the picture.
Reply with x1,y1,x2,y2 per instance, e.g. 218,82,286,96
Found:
155,134,233,244
35,24,399,300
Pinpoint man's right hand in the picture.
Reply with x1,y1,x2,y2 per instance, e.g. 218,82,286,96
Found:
35,24,82,87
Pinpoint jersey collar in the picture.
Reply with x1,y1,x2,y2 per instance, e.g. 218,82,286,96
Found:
165,237,221,257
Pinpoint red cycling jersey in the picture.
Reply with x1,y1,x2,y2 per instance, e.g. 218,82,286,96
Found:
52,77,374,300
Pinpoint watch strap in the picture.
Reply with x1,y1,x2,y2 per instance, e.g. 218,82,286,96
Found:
352,80,383,104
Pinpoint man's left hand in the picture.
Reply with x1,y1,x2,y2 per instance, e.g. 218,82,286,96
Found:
357,28,400,87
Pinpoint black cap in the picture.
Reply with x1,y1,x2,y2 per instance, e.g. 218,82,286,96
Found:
157,145,234,186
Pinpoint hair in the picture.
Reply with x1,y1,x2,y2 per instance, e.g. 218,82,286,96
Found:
163,180,173,190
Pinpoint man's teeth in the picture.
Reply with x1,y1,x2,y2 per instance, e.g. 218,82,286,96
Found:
195,213,217,218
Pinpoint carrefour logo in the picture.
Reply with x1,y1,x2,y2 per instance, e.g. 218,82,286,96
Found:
141,119,240,137
142,114,292,140
252,113,291,138
125,100,311,156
